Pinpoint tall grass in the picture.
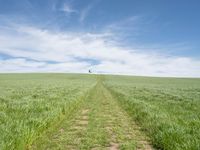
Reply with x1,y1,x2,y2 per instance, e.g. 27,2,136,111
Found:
0,74,95,150
104,75,200,150
1,74,200,150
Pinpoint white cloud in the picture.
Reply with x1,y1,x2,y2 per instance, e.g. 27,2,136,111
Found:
0,58,91,73
0,25,200,77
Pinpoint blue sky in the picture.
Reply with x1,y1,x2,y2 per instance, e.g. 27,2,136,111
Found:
0,0,200,77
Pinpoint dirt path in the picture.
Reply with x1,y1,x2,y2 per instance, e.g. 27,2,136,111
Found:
31,81,153,150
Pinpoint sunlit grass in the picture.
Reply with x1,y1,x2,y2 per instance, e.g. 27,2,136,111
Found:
105,75,200,150
1,74,200,150
0,73,95,150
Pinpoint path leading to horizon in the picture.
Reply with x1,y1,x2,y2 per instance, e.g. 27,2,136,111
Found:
31,80,153,150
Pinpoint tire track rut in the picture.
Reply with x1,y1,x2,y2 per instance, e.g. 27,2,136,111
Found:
31,80,154,150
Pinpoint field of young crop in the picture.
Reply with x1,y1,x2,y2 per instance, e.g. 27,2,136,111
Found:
105,75,200,150
0,73,200,150
0,74,96,150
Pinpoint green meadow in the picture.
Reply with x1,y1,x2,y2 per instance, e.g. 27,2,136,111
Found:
0,74,200,150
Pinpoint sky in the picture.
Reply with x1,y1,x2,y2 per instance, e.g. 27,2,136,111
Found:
0,0,200,77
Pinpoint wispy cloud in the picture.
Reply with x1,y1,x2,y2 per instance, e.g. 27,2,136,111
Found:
0,24,199,77
101,16,142,43
105,16,141,31
79,0,100,23
61,3,77,14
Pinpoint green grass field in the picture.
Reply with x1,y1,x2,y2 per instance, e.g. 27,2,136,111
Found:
105,76,200,150
0,74,200,150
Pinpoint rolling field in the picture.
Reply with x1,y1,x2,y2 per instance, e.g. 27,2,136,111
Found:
0,74,200,150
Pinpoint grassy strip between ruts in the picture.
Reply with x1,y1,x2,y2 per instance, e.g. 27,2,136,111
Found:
31,79,153,150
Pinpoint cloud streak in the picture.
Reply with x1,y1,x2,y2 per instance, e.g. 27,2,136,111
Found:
79,0,99,23
61,3,77,14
